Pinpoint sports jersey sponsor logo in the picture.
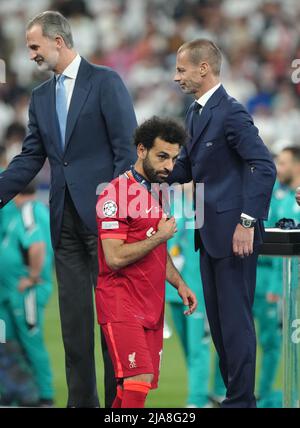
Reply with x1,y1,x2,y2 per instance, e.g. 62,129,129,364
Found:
102,221,119,230
128,352,137,368
103,200,118,217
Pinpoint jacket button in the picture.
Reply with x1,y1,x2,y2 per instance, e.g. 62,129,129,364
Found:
64,162,68,166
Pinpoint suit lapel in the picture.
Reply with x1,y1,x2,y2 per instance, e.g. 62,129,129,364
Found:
64,59,92,151
187,85,227,154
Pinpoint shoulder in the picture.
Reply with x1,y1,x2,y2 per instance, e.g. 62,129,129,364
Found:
96,174,134,217
220,89,251,117
222,94,254,128
20,202,37,231
32,77,54,96
33,201,49,220
98,175,125,197
83,59,123,83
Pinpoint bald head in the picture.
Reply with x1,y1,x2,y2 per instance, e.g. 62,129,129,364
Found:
178,39,222,76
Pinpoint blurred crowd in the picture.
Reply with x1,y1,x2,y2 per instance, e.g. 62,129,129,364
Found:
0,0,300,186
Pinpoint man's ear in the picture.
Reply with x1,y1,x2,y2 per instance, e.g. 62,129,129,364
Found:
137,143,147,160
55,35,65,49
199,62,209,77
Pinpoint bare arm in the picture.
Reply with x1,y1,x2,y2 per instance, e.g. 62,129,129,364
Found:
101,216,177,271
28,242,45,279
18,242,45,292
166,253,197,315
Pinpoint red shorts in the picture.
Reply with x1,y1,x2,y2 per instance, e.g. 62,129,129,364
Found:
101,321,163,389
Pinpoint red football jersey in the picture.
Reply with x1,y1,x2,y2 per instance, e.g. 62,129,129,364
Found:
95,171,167,330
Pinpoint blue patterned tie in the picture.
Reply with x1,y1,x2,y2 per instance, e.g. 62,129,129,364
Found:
56,74,68,149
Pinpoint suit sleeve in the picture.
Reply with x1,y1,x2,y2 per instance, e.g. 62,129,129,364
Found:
167,144,193,185
225,101,277,220
100,71,137,178
0,92,47,207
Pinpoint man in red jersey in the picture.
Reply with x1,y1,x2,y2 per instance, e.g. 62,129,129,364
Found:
96,116,197,408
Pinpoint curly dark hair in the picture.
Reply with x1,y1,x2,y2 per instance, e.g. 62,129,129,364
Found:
133,116,187,149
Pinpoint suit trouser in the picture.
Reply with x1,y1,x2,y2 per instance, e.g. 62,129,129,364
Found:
54,191,116,407
200,248,258,408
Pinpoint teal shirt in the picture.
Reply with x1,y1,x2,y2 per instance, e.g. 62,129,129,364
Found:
0,200,53,300
166,193,204,308
0,168,18,243
257,181,300,296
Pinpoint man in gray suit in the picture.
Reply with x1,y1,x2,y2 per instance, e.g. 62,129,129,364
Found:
0,11,137,407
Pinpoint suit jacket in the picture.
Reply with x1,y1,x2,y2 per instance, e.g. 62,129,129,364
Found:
169,85,276,258
0,58,137,247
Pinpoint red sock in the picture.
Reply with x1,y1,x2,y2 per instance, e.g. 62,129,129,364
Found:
121,380,151,408
112,384,123,408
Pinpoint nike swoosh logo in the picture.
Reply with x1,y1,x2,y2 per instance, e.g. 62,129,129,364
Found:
146,207,153,214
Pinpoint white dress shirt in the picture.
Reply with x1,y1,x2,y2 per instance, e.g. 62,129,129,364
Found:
195,82,221,109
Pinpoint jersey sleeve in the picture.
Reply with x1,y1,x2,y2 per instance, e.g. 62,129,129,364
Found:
96,180,130,241
20,203,44,249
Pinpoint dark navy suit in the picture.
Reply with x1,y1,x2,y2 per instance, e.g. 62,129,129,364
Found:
0,58,137,407
169,85,276,407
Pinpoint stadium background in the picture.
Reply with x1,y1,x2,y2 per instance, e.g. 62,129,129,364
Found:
0,0,298,407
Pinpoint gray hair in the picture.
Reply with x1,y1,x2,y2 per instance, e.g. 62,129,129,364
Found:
27,11,74,49
178,39,222,76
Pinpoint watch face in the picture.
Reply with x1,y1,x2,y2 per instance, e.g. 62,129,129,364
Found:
244,219,251,227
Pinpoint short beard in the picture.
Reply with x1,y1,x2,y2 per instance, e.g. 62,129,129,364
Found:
143,156,164,183
35,51,59,73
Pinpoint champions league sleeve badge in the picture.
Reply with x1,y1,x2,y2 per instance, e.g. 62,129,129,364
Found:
103,200,118,218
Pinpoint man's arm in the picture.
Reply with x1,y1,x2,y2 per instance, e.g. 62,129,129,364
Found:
167,144,193,185
225,101,277,257
101,216,177,271
18,241,45,292
100,70,137,177
0,92,47,207
296,187,300,206
225,101,277,220
166,253,197,315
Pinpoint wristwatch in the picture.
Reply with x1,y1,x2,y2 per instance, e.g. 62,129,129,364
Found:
239,217,256,228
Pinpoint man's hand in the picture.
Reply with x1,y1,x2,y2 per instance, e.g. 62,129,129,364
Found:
296,187,300,206
18,277,34,293
266,292,280,303
157,216,177,242
177,283,198,315
232,223,254,257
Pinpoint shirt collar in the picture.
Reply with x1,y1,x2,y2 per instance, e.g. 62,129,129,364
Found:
56,54,81,80
196,82,221,108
